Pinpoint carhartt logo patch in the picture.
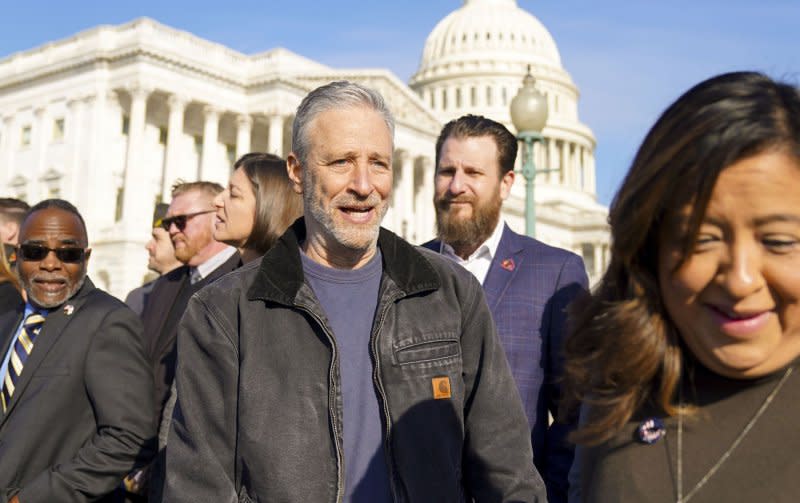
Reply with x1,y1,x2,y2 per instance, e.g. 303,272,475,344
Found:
432,376,451,399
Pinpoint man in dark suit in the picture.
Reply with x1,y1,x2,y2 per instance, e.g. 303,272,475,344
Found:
139,181,239,500
424,115,588,503
0,199,156,503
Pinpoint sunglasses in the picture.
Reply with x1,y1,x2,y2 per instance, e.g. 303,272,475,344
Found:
160,210,215,231
18,244,88,263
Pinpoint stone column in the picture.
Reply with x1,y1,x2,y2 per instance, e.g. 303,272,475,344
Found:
100,89,150,303
588,152,597,194
593,241,604,278
33,107,48,201
201,105,223,183
0,115,12,188
535,138,546,182
415,157,435,243
566,142,575,187
236,114,252,159
66,98,85,207
122,86,153,239
394,151,414,239
267,114,283,156
545,138,556,185
560,141,570,187
81,92,116,230
569,146,576,190
163,95,188,197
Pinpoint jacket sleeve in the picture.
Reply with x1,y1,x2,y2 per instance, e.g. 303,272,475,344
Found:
18,305,157,503
544,254,589,503
162,295,239,503
460,275,547,502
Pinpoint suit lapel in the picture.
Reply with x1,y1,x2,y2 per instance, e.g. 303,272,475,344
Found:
0,305,24,360
1,281,93,422
483,225,524,313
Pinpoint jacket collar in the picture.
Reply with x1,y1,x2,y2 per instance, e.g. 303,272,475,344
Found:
247,218,440,305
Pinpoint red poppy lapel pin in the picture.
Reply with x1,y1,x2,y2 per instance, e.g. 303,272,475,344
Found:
501,258,515,272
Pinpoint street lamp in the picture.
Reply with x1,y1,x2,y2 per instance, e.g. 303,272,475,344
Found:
509,68,553,237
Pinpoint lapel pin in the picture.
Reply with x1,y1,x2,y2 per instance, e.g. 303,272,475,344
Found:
63,304,75,316
501,258,515,272
635,417,666,444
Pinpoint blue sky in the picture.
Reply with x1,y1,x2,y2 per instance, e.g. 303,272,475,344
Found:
2,0,798,205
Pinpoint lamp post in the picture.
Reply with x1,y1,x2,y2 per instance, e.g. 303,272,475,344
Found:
509,69,552,237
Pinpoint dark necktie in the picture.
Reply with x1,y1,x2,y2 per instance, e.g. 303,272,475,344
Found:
1,312,46,413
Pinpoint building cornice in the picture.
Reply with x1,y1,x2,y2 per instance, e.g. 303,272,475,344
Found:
0,18,333,92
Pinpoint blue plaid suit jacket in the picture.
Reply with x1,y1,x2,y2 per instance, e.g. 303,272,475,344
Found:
424,224,588,503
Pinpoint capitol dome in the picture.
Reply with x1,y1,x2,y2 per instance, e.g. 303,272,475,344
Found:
416,0,563,76
409,0,606,254
410,0,589,133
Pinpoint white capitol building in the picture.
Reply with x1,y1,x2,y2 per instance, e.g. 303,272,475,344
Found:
0,0,609,298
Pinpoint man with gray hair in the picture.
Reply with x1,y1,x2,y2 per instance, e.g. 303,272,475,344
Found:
163,81,545,502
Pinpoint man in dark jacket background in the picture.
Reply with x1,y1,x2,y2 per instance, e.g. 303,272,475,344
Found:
163,80,545,502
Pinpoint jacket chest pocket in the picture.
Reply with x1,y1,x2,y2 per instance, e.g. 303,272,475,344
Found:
393,332,461,367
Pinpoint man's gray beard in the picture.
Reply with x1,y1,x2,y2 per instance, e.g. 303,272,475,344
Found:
302,170,385,253
22,273,87,309
435,194,502,256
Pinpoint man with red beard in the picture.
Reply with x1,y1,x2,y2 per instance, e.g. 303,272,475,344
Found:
0,199,155,503
139,181,239,500
424,114,588,503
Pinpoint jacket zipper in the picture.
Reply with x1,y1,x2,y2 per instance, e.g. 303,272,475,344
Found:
370,291,403,503
296,302,345,503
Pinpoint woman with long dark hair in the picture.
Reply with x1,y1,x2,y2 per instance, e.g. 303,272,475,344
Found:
213,153,303,263
563,72,800,501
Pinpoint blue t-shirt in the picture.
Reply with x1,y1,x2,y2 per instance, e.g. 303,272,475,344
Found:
301,249,392,502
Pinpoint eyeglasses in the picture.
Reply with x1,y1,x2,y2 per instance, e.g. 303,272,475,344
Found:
160,210,215,232
18,244,88,263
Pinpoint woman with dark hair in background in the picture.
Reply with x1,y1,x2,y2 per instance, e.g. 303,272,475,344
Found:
213,152,303,263
563,72,800,502
0,243,22,313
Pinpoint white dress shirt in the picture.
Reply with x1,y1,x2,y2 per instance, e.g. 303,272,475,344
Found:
189,246,237,285
440,219,505,285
